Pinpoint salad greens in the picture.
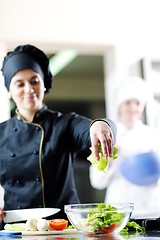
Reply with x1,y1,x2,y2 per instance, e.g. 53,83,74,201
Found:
80,203,124,234
120,221,146,234
87,143,118,171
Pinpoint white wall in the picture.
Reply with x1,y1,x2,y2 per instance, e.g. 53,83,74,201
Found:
0,43,10,122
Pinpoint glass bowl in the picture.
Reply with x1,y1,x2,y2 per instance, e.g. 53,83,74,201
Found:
65,203,134,236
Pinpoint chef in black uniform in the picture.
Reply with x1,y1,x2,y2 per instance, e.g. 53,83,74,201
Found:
0,44,116,228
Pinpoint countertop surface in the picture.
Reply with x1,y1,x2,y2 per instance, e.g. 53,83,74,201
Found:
1,231,160,240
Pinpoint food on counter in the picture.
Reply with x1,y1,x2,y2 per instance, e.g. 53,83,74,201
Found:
77,203,124,234
120,221,146,235
48,219,68,230
87,143,118,171
26,218,39,231
4,218,67,232
4,223,27,231
37,219,49,231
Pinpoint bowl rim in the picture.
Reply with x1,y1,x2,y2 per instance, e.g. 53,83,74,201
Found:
64,202,134,213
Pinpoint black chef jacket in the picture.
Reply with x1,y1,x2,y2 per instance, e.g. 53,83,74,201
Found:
0,105,116,220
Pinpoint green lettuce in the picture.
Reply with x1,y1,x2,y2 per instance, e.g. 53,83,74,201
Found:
80,203,124,233
87,143,118,171
120,221,146,234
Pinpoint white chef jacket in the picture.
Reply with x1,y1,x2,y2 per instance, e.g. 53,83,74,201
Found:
89,120,160,218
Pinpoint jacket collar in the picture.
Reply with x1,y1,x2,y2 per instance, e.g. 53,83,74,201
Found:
15,105,48,122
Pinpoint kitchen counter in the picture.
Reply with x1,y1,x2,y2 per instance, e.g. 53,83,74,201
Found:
2,231,160,240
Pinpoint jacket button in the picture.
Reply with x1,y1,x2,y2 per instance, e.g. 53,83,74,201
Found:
13,127,17,132
10,153,16,157
35,127,40,131
36,178,40,182
33,150,38,155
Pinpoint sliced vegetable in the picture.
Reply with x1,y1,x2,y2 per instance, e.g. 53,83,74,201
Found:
4,223,27,231
4,218,68,232
100,223,118,234
49,219,68,230
87,143,118,171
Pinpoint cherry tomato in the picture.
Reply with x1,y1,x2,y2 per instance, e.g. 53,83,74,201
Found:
100,223,118,234
49,219,68,230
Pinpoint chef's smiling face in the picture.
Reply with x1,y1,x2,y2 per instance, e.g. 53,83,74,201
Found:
9,69,45,113
119,99,144,126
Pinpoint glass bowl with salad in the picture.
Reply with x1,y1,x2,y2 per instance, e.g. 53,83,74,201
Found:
65,202,134,236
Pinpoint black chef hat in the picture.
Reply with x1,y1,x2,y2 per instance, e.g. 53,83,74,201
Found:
1,44,53,93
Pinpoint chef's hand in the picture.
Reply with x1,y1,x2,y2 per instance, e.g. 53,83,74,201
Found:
0,208,4,221
90,121,113,160
0,208,5,230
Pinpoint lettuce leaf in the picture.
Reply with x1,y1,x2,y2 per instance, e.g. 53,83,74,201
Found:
87,143,118,171
80,203,124,233
120,221,146,234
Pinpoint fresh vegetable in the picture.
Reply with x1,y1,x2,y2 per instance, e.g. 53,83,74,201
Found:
5,218,49,232
87,143,118,171
4,218,68,232
4,223,27,231
49,219,68,230
79,203,124,234
26,218,39,231
37,219,49,231
67,225,74,229
120,221,146,234
100,223,118,234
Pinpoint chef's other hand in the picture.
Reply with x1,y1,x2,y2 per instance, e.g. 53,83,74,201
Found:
90,121,113,160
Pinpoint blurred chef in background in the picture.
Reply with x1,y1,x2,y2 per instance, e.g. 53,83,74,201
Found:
89,76,160,218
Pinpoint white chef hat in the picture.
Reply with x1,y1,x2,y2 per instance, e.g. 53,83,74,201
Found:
116,76,149,110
